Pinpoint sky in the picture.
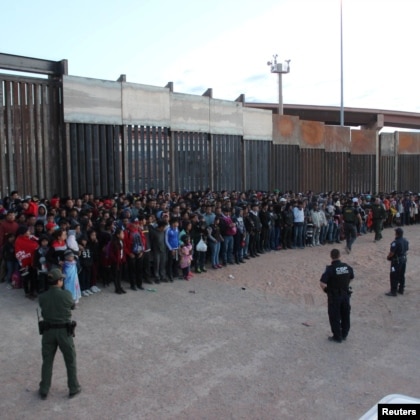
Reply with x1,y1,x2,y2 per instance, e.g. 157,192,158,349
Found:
1,0,419,113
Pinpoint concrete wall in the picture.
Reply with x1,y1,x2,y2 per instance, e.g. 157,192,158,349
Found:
62,75,272,138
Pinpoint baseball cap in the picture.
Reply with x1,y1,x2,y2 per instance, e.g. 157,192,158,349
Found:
47,268,66,284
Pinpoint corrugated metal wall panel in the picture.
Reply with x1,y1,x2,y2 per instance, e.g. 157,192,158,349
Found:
212,134,243,192
349,155,375,193
270,144,300,192
380,155,396,193
299,148,324,193
398,155,420,192
324,152,350,193
243,140,269,191
0,76,62,198
173,131,211,192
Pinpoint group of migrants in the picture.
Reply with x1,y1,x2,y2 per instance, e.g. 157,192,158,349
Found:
0,188,418,302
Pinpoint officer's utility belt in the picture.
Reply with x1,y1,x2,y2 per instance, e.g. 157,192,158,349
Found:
39,321,77,337
392,255,407,265
328,288,349,296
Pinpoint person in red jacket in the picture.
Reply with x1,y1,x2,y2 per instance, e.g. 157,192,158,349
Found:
0,210,19,249
15,225,39,299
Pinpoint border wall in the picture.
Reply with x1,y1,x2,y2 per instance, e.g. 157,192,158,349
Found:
1,68,419,198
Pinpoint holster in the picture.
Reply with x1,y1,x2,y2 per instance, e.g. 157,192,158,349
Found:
38,320,49,335
66,321,77,337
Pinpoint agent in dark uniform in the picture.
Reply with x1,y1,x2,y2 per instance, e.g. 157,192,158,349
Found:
320,248,354,343
371,197,386,242
342,199,361,254
38,268,81,399
385,227,409,296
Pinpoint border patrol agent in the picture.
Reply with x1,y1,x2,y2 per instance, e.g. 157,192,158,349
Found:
385,227,409,296
320,248,354,343
38,268,81,399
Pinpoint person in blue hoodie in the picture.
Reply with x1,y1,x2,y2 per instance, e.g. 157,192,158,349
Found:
165,217,180,281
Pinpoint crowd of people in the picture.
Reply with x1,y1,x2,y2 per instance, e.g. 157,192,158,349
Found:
0,188,418,303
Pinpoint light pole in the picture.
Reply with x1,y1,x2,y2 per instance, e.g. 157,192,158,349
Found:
267,54,291,115
340,0,344,126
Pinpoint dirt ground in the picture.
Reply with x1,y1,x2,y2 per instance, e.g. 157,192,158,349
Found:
1,225,419,420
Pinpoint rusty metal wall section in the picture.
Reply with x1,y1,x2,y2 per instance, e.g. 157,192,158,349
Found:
348,129,376,193
398,155,420,192
380,132,397,193
243,139,270,191
397,132,420,192
125,125,170,194
0,75,63,198
68,123,122,197
299,148,325,193
324,152,348,193
172,131,211,192
348,154,375,193
212,134,243,192
270,144,300,193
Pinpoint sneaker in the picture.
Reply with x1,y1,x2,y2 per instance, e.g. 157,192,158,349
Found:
195,268,202,274
82,291,89,297
201,267,207,273
328,336,342,343
91,285,101,293
385,291,397,297
86,289,94,295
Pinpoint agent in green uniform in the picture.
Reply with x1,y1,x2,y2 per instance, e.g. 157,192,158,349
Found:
38,268,81,399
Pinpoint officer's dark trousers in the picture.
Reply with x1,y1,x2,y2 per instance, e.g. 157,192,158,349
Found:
328,293,351,339
344,222,357,250
390,262,406,293
40,329,80,395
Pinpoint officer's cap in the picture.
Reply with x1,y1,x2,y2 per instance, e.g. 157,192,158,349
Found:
47,268,66,284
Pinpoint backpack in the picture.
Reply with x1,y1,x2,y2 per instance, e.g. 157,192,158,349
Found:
131,232,143,254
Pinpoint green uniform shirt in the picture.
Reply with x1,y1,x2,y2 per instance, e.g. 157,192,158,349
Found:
39,287,74,324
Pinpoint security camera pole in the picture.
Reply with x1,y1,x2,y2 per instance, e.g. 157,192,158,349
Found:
267,54,290,115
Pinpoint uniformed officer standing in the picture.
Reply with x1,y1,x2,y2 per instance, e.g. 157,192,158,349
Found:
385,227,409,296
320,249,354,343
38,268,81,399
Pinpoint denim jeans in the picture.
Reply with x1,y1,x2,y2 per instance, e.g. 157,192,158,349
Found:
221,235,234,263
209,241,221,266
293,223,304,248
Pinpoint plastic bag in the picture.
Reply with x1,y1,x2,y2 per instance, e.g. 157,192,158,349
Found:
196,238,207,252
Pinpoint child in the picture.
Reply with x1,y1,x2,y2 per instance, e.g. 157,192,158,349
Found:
78,235,95,297
62,249,82,304
33,234,56,293
179,235,193,280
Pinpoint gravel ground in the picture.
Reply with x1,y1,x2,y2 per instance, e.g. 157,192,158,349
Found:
1,225,419,420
